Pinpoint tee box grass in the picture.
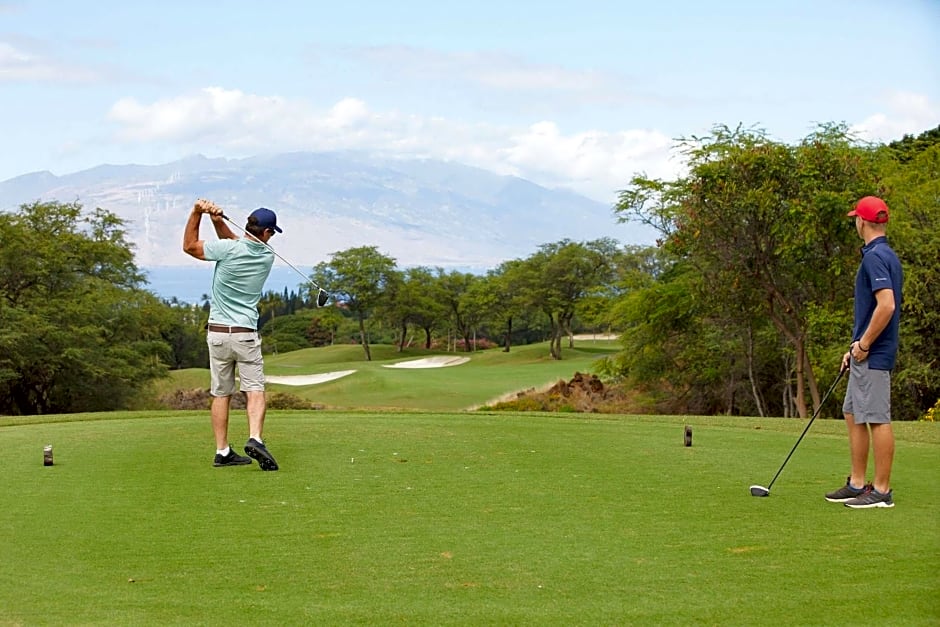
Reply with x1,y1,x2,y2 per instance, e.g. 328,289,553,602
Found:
2,410,938,625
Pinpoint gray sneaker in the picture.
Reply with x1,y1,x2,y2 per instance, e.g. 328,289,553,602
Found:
825,477,870,502
845,488,894,509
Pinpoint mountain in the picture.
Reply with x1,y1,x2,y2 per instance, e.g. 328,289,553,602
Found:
0,152,655,299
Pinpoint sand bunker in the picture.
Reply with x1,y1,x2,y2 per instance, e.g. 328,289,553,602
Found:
265,370,356,386
383,356,470,369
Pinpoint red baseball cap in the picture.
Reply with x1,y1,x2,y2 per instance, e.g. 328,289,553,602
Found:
847,196,889,223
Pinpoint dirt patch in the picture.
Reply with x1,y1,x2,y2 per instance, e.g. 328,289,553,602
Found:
479,372,642,414
479,372,607,412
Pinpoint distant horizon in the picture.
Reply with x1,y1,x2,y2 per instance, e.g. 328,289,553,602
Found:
142,262,492,305
143,265,317,305
1,148,654,275
0,148,616,204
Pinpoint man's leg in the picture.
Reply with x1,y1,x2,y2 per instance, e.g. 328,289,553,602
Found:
212,395,232,450
243,390,278,470
845,412,870,488
870,422,894,494
246,390,266,442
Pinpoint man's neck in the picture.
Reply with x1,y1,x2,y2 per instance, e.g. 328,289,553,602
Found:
863,231,885,245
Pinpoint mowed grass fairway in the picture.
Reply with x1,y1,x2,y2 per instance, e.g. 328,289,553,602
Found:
147,341,624,411
3,410,938,625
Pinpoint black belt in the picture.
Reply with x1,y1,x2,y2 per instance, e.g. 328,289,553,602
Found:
207,324,256,333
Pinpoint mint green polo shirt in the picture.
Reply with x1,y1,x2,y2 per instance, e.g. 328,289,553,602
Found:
203,238,275,329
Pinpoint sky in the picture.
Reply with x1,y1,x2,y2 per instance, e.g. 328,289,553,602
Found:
1,0,938,205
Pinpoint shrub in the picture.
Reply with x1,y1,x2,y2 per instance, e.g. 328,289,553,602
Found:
266,392,323,410
158,389,319,411
922,399,939,422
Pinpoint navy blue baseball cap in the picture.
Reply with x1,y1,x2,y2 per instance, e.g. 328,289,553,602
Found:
249,207,282,233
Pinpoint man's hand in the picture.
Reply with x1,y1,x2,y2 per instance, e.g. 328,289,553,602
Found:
850,341,869,363
193,198,223,217
190,198,235,244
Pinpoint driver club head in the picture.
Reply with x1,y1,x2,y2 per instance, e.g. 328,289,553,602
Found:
750,485,770,497
316,288,329,308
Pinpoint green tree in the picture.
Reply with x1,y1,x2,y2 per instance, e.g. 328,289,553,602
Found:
0,201,168,414
314,246,399,361
459,273,501,351
258,290,285,354
307,305,346,347
438,270,480,352
615,124,885,417
887,124,940,163
883,140,940,419
520,239,617,360
160,301,209,369
385,266,449,351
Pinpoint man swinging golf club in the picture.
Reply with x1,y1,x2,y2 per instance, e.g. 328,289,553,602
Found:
183,199,280,471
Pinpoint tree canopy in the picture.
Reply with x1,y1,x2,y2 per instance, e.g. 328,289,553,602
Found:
0,201,169,414
609,124,938,420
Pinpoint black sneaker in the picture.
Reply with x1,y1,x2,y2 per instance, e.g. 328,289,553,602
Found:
825,477,870,502
213,446,252,467
244,438,279,471
845,488,894,509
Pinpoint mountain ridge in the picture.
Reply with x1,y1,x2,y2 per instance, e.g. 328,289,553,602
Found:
0,151,654,273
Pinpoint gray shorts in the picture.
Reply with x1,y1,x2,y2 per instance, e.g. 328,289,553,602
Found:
842,357,891,424
207,331,265,396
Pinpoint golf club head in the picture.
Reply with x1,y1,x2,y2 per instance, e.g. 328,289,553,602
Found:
316,288,329,308
749,485,770,497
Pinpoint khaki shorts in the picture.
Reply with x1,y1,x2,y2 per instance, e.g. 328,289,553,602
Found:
207,331,265,396
842,357,891,424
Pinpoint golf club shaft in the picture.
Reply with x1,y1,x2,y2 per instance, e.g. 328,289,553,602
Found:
764,366,847,491
220,214,322,290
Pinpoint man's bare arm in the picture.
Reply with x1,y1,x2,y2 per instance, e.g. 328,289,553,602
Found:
851,288,896,362
182,199,212,260
210,212,238,240
859,288,895,349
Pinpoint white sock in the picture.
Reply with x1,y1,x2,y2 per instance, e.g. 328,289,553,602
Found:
217,446,230,456
250,435,263,444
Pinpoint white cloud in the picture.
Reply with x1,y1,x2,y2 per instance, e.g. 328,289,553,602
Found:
851,91,940,142
95,85,940,206
345,44,659,107
107,86,679,203
0,40,100,82
498,122,677,197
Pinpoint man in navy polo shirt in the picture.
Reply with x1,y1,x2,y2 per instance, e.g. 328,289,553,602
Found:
825,196,903,508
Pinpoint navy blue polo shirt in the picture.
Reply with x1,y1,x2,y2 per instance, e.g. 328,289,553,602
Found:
853,236,903,370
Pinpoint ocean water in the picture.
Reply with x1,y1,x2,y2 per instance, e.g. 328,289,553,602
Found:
142,265,310,304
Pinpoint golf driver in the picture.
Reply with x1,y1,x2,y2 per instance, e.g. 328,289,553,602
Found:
749,365,847,497
220,214,329,307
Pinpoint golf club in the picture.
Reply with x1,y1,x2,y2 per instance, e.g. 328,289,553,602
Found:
220,214,329,308
749,365,847,497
